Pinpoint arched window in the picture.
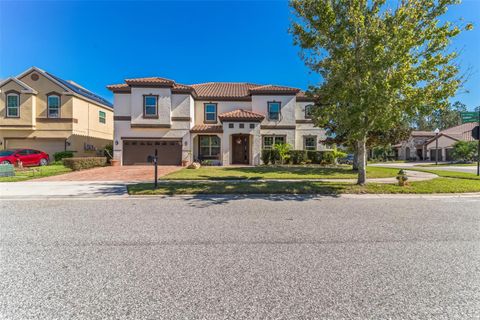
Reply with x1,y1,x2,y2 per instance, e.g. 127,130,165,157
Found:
47,93,61,118
6,92,20,118
305,104,314,119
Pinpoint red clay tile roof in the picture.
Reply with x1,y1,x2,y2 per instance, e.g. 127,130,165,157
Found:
191,83,259,100
248,85,300,95
190,124,223,133
125,77,175,86
106,83,131,92
218,109,265,122
108,77,310,100
296,90,315,102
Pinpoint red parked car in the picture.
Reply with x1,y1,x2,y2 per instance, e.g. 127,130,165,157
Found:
0,149,49,166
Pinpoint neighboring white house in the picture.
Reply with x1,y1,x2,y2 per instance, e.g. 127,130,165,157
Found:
107,77,326,166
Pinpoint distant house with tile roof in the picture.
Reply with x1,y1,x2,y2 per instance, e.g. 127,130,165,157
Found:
0,67,113,159
394,123,478,161
107,77,325,166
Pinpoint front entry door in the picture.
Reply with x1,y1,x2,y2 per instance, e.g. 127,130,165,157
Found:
232,135,249,164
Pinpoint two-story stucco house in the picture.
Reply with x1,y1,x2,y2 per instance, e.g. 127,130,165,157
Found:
107,77,326,166
0,67,113,158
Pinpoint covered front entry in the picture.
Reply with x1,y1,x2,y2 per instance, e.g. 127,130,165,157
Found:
231,134,250,164
122,139,182,165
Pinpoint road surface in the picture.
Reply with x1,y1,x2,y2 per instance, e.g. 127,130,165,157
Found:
1,195,479,319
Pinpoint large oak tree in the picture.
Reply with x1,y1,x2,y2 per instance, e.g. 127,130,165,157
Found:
290,0,470,184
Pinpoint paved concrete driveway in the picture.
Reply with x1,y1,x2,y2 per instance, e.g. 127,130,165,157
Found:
35,165,181,182
1,196,479,319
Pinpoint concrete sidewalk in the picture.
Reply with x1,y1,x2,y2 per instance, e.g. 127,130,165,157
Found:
0,181,129,199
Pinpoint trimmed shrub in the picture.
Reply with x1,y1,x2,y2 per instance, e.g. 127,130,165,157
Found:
322,151,335,165
270,148,280,164
63,157,107,171
261,149,271,165
54,151,75,162
290,150,308,164
306,151,323,164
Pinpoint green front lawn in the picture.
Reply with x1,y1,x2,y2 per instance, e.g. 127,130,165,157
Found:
162,165,399,180
0,164,72,182
128,177,480,195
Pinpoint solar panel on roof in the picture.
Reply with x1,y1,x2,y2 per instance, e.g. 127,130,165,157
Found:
46,72,113,108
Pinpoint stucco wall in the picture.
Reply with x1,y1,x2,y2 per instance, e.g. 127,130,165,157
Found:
252,95,296,126
194,100,252,124
221,121,261,165
0,80,35,127
72,98,113,140
130,87,171,125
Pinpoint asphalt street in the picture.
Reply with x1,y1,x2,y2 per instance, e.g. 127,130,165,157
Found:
1,195,479,319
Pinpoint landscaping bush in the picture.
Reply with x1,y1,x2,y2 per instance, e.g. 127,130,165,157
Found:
273,143,292,165
306,151,323,164
322,151,335,165
261,149,271,165
270,148,281,164
451,141,478,162
53,151,74,162
103,144,113,160
290,150,308,164
63,157,107,171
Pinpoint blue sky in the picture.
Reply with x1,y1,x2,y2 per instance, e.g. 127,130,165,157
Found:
0,0,478,110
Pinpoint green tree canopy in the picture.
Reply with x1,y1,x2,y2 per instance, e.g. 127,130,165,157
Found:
290,0,470,184
414,101,467,130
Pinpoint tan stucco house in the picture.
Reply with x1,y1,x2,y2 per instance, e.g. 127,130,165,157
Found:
395,123,478,161
0,67,113,158
107,77,326,166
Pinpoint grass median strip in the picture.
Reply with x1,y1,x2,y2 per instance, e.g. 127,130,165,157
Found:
128,177,480,195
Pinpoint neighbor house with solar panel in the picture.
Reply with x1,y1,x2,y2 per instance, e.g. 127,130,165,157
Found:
0,67,113,159
107,76,327,166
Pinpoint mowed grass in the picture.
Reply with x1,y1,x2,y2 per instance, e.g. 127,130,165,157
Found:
162,165,399,180
0,164,72,182
129,175,480,195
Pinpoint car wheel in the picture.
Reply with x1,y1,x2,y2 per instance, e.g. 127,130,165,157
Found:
39,158,48,166
1,160,11,165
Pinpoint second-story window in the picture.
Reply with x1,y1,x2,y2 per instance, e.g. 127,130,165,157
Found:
99,110,106,124
268,101,281,121
204,103,217,123
6,92,20,118
305,104,314,119
143,95,158,118
47,94,60,118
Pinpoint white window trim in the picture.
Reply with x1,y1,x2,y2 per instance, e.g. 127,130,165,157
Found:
99,110,106,124
47,94,61,118
6,93,20,118
304,136,317,151
262,135,286,149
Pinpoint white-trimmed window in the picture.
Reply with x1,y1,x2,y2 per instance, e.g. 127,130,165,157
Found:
304,136,317,150
199,135,220,158
99,110,106,124
305,104,314,119
204,103,217,123
268,101,281,121
47,94,60,118
143,95,158,117
262,135,285,149
6,92,20,118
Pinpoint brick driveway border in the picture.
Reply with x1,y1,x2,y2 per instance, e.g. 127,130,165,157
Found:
35,165,182,182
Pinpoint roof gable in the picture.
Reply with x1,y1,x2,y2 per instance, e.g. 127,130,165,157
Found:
0,77,37,94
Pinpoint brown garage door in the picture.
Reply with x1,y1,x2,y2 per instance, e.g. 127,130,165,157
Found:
123,140,182,165
6,138,66,159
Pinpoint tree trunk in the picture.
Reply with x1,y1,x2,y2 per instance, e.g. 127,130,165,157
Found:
356,137,367,185
352,151,359,171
